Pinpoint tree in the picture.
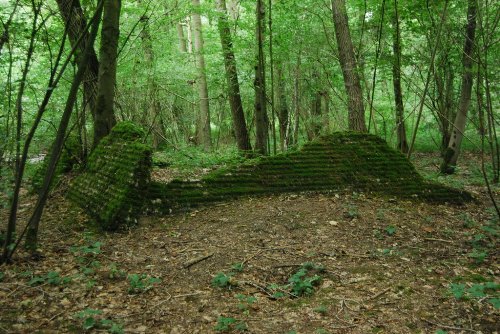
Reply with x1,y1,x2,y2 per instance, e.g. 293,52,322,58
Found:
93,0,120,147
56,0,99,120
192,0,212,151
441,0,477,173
392,0,408,153
331,0,366,132
254,0,269,155
216,0,251,152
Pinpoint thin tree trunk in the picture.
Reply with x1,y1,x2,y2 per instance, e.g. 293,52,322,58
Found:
93,0,119,147
0,0,19,57
56,0,99,121
139,8,161,148
176,23,188,53
276,63,289,151
2,1,42,263
24,4,103,252
392,0,408,153
441,0,477,173
331,0,366,132
216,0,251,152
192,0,211,151
254,0,268,155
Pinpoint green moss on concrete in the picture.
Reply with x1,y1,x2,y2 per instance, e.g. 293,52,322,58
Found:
147,132,472,214
68,122,152,230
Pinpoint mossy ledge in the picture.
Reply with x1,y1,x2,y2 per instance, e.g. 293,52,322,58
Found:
147,132,472,214
68,121,152,230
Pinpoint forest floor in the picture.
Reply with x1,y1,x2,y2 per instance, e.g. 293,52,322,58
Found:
0,152,499,334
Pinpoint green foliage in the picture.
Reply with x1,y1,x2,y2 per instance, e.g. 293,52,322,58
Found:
214,316,247,332
449,282,500,309
235,294,257,312
211,272,234,288
28,271,71,286
107,263,126,280
74,308,123,333
70,241,102,256
231,262,244,273
288,268,322,296
127,274,161,294
385,225,397,236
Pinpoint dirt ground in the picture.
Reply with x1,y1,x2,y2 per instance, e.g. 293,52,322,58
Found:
0,153,498,334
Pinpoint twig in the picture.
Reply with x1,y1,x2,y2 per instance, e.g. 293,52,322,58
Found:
173,291,206,299
368,287,391,301
424,238,454,243
422,318,478,333
182,252,214,268
241,250,264,265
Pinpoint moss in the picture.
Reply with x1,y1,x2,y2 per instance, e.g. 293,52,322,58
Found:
148,132,472,214
68,122,152,230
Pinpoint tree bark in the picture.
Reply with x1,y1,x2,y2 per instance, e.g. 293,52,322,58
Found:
254,0,269,155
331,0,366,132
192,0,212,151
216,0,251,152
176,23,188,53
56,0,99,120
276,63,289,151
441,0,476,173
392,0,408,153
93,0,120,147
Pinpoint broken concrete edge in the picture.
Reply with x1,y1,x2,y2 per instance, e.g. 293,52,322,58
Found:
146,132,473,215
67,121,152,230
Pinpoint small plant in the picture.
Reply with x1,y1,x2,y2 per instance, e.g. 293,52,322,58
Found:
235,294,257,313
212,272,235,288
449,282,499,309
468,249,488,264
214,316,247,332
28,271,71,286
74,308,123,333
288,268,321,296
345,204,359,219
127,274,161,294
70,241,102,257
231,262,244,273
108,263,126,279
385,225,396,236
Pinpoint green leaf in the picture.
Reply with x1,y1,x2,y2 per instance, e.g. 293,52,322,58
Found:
449,283,466,299
83,317,96,330
488,298,500,310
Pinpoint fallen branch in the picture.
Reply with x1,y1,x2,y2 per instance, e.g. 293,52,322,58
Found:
183,252,214,269
368,287,391,301
422,318,478,333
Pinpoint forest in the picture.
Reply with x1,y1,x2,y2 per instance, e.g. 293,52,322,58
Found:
0,0,499,333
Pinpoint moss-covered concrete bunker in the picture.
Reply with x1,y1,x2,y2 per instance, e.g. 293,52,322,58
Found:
68,122,152,230
148,132,471,214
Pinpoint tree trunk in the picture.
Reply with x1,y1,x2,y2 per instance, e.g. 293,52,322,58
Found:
192,0,212,151
216,0,251,152
276,63,289,151
331,0,366,132
56,0,99,120
176,23,188,53
24,4,103,252
93,0,120,147
441,0,476,173
254,0,269,155
392,0,408,153
139,7,162,148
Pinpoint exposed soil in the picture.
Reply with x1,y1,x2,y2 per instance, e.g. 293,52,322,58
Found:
0,153,498,334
